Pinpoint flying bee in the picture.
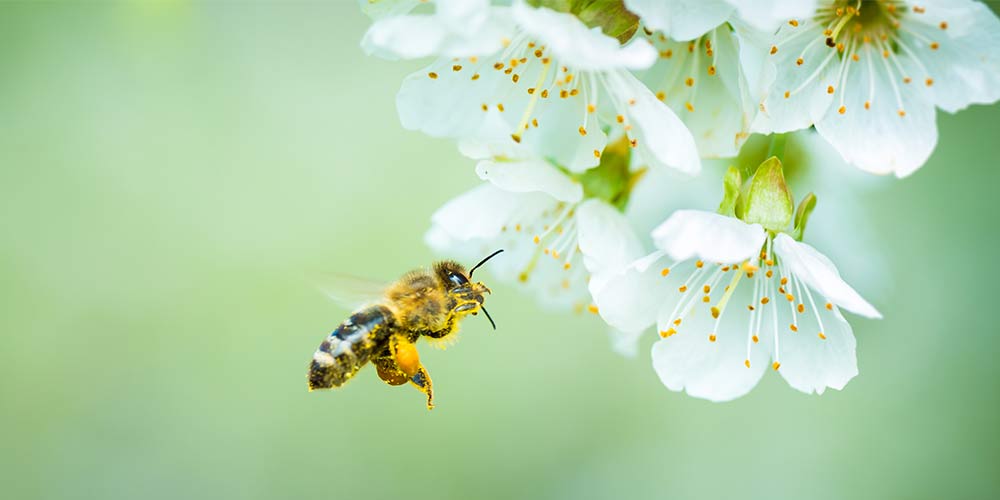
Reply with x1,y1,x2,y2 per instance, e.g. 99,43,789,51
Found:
307,249,503,410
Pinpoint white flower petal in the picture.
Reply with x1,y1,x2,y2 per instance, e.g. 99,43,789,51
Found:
430,184,551,241
900,0,1000,113
651,210,766,264
813,43,938,177
475,159,583,202
730,0,818,34
606,70,701,175
609,328,645,358
362,2,514,60
513,1,657,71
359,0,422,20
575,199,646,276
640,26,754,158
776,304,858,395
751,21,838,134
625,0,734,41
652,275,771,402
773,234,881,319
591,251,670,334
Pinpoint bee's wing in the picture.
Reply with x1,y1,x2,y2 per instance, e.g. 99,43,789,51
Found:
316,273,389,311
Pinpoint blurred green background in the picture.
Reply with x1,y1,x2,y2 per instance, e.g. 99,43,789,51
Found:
2,2,999,499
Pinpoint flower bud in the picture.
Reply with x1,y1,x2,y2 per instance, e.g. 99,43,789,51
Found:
738,156,794,232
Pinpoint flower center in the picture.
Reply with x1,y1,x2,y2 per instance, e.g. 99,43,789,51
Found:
773,0,946,116
658,239,835,371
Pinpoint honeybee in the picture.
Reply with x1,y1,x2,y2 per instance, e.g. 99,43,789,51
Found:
307,249,503,409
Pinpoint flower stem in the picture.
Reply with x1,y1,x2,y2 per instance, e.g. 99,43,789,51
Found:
767,133,787,161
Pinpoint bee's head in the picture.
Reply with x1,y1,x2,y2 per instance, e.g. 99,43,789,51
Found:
433,249,503,330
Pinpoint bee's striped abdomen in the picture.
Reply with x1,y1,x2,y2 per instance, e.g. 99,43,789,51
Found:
308,305,395,390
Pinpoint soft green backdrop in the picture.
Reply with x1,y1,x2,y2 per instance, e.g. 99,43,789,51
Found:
2,2,998,499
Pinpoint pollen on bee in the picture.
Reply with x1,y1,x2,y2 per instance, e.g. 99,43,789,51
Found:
790,324,799,332
578,126,587,136
752,335,759,343
709,334,717,342
818,332,827,340
587,304,599,314
772,362,781,371
428,72,438,79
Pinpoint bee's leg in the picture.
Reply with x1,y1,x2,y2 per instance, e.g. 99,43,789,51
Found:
389,334,435,410
373,355,409,386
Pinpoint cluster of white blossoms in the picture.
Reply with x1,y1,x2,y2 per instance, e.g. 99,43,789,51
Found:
358,0,1000,401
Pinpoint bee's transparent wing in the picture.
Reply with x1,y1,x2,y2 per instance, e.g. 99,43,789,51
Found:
316,273,388,311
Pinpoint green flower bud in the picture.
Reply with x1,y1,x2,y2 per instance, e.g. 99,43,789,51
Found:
528,0,639,44
738,156,794,232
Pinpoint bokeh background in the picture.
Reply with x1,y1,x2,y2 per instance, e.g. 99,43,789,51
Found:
2,2,999,499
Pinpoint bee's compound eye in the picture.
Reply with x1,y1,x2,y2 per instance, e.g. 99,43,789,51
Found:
448,272,468,286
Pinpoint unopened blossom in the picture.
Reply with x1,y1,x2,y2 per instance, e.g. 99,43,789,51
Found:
426,141,645,311
592,160,881,401
396,0,700,175
753,0,1000,176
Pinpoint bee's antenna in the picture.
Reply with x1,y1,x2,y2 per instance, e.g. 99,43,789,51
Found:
469,249,504,278
481,306,497,330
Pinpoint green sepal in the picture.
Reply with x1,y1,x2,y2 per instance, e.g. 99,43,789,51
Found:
527,0,639,44
738,156,794,232
790,192,817,241
717,166,742,218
